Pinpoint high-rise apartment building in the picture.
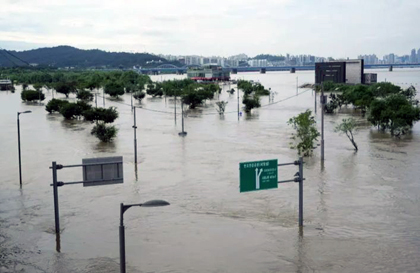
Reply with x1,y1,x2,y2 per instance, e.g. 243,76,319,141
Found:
410,49,417,63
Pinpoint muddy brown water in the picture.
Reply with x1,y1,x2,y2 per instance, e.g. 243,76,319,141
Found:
1,69,420,272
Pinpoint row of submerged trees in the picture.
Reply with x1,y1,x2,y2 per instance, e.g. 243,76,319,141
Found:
321,82,420,136
288,82,420,157
7,67,272,112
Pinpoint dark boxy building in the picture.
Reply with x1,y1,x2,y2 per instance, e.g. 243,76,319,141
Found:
315,59,364,84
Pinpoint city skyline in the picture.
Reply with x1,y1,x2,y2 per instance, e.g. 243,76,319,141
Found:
1,0,420,58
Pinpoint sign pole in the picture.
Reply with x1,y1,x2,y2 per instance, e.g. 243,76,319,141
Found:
52,161,60,234
298,157,303,227
119,203,126,273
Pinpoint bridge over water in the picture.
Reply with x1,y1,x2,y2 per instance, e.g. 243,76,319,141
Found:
138,63,420,75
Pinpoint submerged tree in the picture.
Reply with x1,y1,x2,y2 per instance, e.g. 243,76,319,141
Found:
76,90,94,101
104,81,124,98
287,110,320,156
21,90,45,102
133,91,146,103
91,123,118,142
215,101,228,115
335,118,358,151
45,99,69,113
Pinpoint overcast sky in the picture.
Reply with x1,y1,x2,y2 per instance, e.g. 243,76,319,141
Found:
1,0,419,58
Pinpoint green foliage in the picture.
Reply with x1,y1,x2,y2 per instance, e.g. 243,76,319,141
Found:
237,80,269,113
369,82,401,97
242,95,261,113
133,91,146,102
32,83,43,91
21,90,45,102
59,101,92,119
181,84,215,109
161,79,195,97
82,107,118,123
45,99,69,113
54,82,74,98
0,46,181,68
104,81,124,97
146,83,164,97
334,118,358,151
91,123,118,142
76,90,94,101
287,110,320,156
368,94,420,136
84,73,103,90
237,80,254,95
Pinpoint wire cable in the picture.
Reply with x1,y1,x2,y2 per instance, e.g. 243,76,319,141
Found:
0,47,31,66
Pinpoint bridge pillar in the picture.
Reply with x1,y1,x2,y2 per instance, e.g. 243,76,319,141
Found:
260,68,266,74
389,65,393,72
290,67,296,73
231,68,238,74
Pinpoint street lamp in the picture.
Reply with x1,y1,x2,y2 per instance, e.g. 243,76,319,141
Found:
119,199,170,273
17,110,32,187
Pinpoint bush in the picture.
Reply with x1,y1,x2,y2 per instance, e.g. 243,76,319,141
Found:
45,99,69,113
104,81,124,97
21,90,45,102
146,83,164,97
59,101,92,119
82,107,118,123
242,95,261,113
133,91,146,102
368,94,420,136
77,90,94,101
91,123,118,142
54,82,74,98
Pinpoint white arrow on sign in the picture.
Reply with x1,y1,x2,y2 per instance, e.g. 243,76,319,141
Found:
255,168,263,189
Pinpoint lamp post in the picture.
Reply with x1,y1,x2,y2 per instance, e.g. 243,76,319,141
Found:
119,200,170,273
17,110,32,187
178,100,187,137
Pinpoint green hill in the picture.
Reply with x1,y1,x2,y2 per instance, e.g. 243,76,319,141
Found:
0,46,180,68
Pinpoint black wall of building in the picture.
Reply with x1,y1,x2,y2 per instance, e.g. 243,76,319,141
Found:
315,62,346,84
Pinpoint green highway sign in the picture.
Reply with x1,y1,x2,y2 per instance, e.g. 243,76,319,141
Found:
239,159,278,192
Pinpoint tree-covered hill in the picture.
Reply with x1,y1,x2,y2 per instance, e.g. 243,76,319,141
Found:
0,46,181,68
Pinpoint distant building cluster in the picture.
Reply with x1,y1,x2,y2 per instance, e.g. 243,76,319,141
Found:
158,48,420,68
358,48,420,64
158,53,326,67
158,54,240,67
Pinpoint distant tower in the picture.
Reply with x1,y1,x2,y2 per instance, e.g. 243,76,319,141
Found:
410,49,416,63
417,48,420,63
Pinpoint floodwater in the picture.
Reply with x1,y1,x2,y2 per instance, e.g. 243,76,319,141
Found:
1,68,420,273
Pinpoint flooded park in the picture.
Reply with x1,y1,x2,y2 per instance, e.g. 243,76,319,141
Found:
1,69,420,272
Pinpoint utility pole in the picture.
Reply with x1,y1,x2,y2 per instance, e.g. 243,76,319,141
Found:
17,111,31,187
321,82,325,161
174,88,177,125
133,107,138,164
178,100,187,136
237,86,240,121
103,88,105,107
296,76,298,95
